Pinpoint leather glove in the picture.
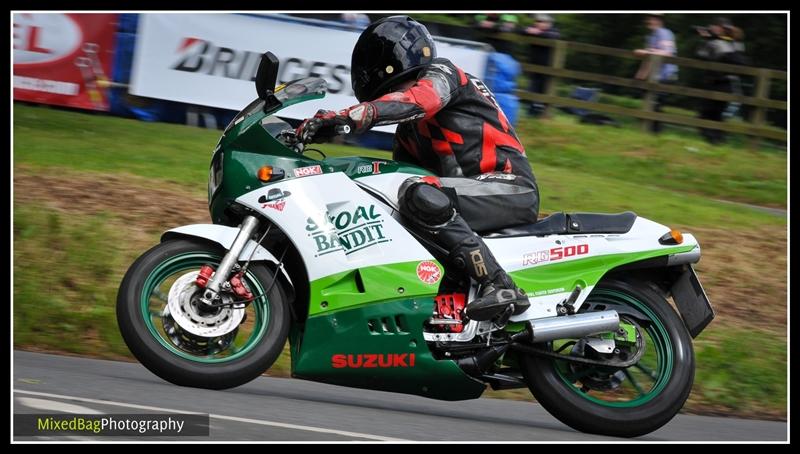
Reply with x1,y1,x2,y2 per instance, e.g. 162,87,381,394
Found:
295,109,354,144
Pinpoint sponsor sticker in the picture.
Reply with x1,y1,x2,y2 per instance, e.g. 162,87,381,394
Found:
331,353,416,368
529,287,567,297
416,260,442,285
258,188,291,212
355,161,386,175
522,250,550,266
293,165,323,178
522,244,590,267
306,204,389,256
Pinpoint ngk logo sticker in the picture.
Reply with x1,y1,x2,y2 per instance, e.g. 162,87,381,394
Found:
416,261,442,285
293,165,323,178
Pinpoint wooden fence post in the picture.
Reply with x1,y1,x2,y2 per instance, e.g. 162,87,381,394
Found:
640,54,663,133
543,40,567,118
749,68,771,149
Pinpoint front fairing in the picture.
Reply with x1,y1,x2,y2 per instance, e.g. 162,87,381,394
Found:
219,77,328,152
208,77,430,225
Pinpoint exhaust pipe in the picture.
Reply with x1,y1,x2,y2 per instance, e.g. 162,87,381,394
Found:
528,310,620,342
454,311,619,377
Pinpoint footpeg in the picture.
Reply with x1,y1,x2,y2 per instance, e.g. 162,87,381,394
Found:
557,285,582,315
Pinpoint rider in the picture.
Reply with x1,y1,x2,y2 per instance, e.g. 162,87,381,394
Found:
296,16,540,323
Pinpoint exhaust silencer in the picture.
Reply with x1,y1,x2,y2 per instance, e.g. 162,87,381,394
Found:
529,310,620,342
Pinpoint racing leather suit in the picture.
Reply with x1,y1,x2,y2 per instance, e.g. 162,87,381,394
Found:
302,58,540,321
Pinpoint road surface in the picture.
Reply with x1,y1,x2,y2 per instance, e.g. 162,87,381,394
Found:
12,351,787,442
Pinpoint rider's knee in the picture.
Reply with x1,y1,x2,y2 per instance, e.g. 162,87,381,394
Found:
397,177,455,226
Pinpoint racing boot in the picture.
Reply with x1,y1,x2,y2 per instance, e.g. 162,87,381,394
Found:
446,232,530,322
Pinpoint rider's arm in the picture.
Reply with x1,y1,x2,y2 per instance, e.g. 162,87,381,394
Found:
341,63,461,134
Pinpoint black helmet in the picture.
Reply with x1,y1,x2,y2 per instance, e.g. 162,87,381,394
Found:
350,16,437,102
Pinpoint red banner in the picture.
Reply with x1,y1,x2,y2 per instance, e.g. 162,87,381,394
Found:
13,13,119,111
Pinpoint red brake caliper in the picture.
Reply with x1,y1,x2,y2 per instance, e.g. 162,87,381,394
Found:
229,272,254,301
195,266,253,302
434,293,466,333
195,265,214,288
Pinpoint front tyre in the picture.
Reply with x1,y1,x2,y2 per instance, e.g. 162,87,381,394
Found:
116,238,290,390
520,280,695,438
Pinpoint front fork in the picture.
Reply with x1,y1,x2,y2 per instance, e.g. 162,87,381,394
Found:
200,215,260,305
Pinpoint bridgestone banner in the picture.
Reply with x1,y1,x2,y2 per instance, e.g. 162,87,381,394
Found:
130,14,489,125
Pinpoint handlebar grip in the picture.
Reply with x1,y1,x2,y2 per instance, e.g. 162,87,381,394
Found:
336,124,351,135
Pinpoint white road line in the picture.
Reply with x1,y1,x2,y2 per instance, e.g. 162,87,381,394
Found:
16,397,104,415
13,389,406,441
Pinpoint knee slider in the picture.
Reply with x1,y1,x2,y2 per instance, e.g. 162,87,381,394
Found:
398,181,455,226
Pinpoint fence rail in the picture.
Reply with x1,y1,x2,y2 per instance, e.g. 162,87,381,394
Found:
493,32,787,143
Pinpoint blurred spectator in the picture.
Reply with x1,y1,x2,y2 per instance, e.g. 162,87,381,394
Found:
474,14,519,54
728,25,747,56
694,17,746,144
634,13,678,134
722,23,749,120
523,14,561,117
339,13,370,29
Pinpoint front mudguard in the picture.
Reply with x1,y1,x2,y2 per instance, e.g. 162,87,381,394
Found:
161,224,295,302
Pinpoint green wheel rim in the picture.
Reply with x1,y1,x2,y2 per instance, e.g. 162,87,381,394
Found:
554,289,674,408
140,251,270,363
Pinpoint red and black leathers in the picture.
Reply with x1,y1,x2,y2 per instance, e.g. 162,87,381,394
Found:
344,58,537,187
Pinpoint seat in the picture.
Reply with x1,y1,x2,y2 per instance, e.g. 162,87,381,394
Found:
482,211,637,238
567,211,637,234
481,212,568,238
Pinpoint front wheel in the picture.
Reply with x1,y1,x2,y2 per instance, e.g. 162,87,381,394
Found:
116,238,290,389
520,280,695,438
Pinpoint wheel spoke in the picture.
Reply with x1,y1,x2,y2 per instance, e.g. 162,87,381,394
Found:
623,368,645,396
634,362,659,380
149,308,165,319
151,289,169,302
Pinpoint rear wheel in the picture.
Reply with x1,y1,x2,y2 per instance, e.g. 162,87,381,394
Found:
116,238,290,389
520,279,695,438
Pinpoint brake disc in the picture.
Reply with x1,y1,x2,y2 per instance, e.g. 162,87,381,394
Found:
162,309,238,356
167,271,245,337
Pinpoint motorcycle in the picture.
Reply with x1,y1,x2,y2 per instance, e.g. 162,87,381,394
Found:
117,52,715,438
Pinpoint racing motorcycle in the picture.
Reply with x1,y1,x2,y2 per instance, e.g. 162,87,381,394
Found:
117,52,714,438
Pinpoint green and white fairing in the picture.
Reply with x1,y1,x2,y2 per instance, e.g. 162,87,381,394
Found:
232,170,699,322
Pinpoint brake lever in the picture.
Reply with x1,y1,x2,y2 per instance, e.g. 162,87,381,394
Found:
277,130,304,153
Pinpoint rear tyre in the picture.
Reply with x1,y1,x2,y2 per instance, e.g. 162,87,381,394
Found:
520,279,695,438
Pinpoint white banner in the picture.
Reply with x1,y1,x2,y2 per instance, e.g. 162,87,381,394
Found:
130,14,489,129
